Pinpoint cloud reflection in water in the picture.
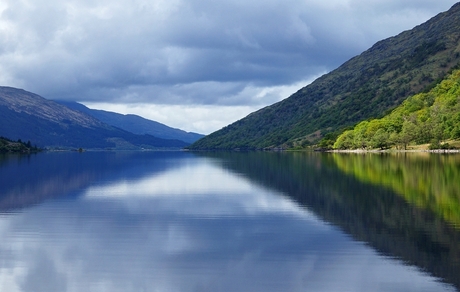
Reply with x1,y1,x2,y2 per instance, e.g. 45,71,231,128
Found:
0,154,454,292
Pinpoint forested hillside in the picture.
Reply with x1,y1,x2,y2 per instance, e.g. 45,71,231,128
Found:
0,137,40,153
333,69,460,150
189,3,460,150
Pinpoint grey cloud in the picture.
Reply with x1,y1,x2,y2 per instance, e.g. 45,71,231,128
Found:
0,0,458,107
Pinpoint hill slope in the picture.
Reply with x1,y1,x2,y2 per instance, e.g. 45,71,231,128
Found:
189,3,460,150
56,101,204,144
0,87,188,149
333,69,460,150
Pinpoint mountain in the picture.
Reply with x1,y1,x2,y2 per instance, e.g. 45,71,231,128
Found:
189,3,460,150
55,101,204,144
333,69,460,150
0,86,188,149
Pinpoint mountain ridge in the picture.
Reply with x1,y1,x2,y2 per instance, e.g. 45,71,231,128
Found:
189,3,460,150
55,100,204,144
0,86,188,150
0,86,108,129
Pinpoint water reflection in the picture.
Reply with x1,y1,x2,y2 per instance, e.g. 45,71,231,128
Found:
332,152,460,228
0,152,457,291
202,151,460,290
0,151,188,211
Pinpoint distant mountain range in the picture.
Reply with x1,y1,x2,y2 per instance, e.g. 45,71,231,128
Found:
189,3,460,150
0,86,201,150
55,101,203,144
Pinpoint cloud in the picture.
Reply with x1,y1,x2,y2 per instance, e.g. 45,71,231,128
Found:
0,0,457,133
83,77,319,133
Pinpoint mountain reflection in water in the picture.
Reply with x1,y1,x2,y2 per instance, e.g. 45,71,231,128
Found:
200,151,460,290
0,151,457,292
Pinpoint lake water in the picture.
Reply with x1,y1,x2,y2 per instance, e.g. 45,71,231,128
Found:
0,151,458,292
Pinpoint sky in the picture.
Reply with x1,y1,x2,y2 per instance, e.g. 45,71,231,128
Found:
0,1,458,134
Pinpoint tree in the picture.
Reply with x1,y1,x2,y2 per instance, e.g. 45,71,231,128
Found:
353,121,369,149
333,130,355,149
370,128,390,149
399,119,417,150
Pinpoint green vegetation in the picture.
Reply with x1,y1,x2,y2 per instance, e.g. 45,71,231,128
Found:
189,3,460,150
332,153,460,228
333,69,460,150
0,137,41,153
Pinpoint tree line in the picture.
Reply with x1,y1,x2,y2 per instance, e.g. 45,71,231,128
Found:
0,137,41,153
332,69,460,150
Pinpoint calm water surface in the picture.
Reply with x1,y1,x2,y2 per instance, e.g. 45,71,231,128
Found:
0,151,458,292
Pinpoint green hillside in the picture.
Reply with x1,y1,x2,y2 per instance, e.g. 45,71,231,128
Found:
189,3,460,150
333,69,460,150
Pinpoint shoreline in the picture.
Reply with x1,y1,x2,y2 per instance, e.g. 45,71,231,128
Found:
326,149,460,153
